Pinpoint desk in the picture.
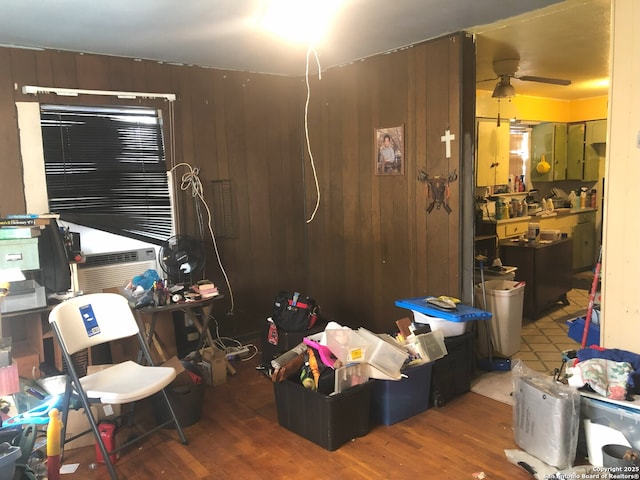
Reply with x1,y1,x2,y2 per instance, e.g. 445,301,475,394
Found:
134,296,224,363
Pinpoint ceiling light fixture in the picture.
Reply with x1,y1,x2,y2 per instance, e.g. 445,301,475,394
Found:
258,0,343,46
492,76,515,99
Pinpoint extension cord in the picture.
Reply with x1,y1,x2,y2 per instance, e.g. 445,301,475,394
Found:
226,346,250,360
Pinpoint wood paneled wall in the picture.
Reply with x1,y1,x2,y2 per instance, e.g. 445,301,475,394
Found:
0,32,476,339
304,33,476,332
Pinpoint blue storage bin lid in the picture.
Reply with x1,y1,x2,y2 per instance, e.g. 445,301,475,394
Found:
395,297,491,322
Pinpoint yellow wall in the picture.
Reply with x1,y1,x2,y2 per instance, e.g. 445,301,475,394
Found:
476,90,608,122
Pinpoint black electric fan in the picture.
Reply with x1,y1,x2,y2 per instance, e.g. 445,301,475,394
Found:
158,235,206,285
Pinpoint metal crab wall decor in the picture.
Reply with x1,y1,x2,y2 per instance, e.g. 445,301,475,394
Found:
417,169,458,214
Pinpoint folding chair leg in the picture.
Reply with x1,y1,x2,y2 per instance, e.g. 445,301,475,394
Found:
159,388,188,444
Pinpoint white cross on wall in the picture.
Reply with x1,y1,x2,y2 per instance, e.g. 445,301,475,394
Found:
441,129,456,158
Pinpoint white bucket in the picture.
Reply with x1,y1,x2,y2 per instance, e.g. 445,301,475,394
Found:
412,310,466,337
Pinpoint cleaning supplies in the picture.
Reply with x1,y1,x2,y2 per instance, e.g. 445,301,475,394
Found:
527,222,540,244
568,190,577,209
47,408,63,480
546,198,554,212
495,198,503,220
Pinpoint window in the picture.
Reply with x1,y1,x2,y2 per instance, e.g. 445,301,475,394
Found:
40,104,173,245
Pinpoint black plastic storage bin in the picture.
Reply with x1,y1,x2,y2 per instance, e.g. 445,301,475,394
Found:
273,379,374,451
370,361,433,425
260,319,327,367
430,331,474,408
152,361,205,428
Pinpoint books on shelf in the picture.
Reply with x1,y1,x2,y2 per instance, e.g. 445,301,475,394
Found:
0,227,42,240
0,218,50,227
0,213,58,240
0,213,58,228
6,213,59,220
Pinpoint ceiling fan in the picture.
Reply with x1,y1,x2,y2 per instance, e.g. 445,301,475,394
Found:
488,58,572,98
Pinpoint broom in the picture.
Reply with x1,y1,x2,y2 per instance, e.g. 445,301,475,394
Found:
581,246,602,349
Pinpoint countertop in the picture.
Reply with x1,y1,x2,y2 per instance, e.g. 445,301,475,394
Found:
499,237,572,249
487,207,597,225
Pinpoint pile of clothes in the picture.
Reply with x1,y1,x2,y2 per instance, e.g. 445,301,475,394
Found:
565,347,640,400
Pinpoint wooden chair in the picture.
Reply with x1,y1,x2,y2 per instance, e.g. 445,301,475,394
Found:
49,293,187,480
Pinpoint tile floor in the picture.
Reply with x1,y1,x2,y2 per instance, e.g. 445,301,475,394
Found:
512,288,591,375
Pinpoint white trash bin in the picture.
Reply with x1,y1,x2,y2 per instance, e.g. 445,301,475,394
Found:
474,280,525,357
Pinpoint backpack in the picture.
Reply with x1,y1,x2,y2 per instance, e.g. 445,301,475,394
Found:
272,291,319,332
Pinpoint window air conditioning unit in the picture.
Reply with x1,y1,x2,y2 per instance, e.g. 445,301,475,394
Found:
76,248,158,294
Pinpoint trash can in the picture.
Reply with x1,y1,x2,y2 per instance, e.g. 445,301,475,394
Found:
152,361,205,428
474,280,525,357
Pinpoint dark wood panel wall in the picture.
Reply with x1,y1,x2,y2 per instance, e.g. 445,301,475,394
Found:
304,33,476,333
0,32,475,339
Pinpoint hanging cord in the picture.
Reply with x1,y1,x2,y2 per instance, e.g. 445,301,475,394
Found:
169,162,235,316
305,46,322,223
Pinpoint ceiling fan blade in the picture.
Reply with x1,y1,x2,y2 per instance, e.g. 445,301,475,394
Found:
517,75,571,86
477,76,499,83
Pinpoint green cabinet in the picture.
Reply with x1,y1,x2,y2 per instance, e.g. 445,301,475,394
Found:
476,119,510,187
573,220,596,270
584,119,607,181
531,123,567,182
566,122,586,180
566,120,606,181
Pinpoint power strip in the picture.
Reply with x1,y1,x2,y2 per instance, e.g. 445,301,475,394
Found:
226,346,250,360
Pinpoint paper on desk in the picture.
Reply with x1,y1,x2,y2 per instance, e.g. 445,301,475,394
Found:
0,268,26,283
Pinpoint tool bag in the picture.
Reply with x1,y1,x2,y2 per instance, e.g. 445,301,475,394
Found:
272,291,319,332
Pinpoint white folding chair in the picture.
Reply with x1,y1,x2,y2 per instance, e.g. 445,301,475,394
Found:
49,292,187,480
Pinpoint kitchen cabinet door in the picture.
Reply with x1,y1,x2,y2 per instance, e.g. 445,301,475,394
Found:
583,120,607,181
566,122,585,180
586,119,607,143
552,124,567,181
531,123,567,182
572,221,596,270
476,119,509,187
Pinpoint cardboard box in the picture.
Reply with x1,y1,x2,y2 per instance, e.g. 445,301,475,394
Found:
200,347,226,386
65,403,121,450
65,364,123,450
13,351,40,379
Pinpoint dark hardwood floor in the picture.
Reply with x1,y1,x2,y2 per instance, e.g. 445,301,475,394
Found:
58,355,533,480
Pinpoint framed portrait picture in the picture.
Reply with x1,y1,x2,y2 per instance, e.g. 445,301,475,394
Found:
375,125,404,176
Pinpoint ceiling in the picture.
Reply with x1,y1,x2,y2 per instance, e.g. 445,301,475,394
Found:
0,0,610,101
